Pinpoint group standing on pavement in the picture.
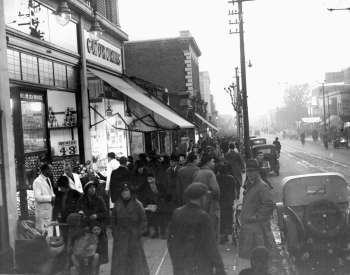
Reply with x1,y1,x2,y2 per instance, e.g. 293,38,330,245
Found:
31,136,279,275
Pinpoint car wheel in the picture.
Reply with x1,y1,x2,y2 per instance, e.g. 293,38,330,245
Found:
304,199,345,238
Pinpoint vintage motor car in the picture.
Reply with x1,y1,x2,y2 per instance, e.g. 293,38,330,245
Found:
249,137,267,148
251,144,280,175
276,173,350,275
333,136,349,149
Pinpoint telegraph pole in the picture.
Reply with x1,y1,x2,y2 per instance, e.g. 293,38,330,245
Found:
235,67,242,140
228,0,252,158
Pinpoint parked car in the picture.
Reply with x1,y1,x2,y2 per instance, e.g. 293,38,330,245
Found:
333,136,349,148
276,173,350,275
251,144,279,175
249,137,267,148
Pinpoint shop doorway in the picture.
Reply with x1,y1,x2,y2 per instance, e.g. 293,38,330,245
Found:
11,88,49,219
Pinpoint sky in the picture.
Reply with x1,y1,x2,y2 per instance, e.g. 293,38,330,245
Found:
118,0,350,121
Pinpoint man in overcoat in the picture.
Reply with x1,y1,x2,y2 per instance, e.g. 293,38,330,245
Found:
177,152,200,205
110,156,130,203
168,182,226,275
224,143,245,194
193,153,221,241
238,159,275,260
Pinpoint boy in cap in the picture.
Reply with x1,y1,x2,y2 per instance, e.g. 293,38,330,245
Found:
168,182,227,275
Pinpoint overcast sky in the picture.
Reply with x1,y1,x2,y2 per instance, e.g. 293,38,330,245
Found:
119,0,350,120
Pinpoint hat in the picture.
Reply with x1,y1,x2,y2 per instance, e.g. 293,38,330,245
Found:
119,156,127,165
83,180,97,192
184,182,209,200
120,181,130,192
246,159,260,172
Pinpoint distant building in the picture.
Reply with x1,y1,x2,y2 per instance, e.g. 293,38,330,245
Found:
124,31,217,145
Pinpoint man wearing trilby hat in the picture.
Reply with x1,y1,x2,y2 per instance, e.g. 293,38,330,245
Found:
238,159,275,260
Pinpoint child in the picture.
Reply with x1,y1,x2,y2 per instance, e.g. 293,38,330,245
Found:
66,213,100,275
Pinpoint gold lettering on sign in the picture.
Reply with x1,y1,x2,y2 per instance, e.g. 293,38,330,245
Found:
86,38,121,66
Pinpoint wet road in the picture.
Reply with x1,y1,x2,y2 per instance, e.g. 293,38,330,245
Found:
100,138,350,275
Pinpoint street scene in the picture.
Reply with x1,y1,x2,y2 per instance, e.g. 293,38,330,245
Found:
1,0,350,275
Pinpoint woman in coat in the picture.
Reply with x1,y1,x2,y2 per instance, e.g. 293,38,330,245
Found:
76,180,109,264
111,182,149,275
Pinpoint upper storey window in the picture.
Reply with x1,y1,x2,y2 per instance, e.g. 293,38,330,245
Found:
5,0,78,53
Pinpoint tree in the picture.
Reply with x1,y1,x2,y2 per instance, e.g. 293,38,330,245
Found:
276,84,309,129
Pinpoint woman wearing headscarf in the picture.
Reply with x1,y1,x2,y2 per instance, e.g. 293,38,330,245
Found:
111,182,149,275
76,180,109,265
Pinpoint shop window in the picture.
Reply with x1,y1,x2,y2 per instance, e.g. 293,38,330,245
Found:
20,97,47,153
4,0,78,52
47,90,79,157
67,66,79,89
54,63,67,88
21,53,39,83
39,58,54,86
7,48,21,80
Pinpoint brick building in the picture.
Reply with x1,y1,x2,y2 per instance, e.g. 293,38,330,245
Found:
124,31,216,147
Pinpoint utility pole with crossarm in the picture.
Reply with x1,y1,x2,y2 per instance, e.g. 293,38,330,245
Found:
228,0,253,159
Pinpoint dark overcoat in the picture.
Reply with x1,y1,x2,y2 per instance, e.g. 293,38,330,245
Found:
111,198,149,275
224,150,244,185
110,166,131,203
76,194,109,264
177,163,200,205
168,203,226,275
238,178,275,259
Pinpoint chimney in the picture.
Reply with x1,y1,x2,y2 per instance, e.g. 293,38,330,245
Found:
179,30,191,37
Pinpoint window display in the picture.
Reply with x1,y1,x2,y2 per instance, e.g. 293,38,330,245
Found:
20,93,47,153
47,90,79,157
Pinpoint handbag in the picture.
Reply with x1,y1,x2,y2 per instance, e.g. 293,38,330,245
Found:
46,222,65,256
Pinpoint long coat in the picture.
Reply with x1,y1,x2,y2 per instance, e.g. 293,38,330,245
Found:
76,194,109,264
193,166,221,240
111,198,149,275
238,178,275,259
168,203,226,275
224,150,244,185
33,174,55,232
177,163,200,205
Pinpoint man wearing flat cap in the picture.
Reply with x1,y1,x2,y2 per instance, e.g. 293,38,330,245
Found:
167,182,226,275
238,159,275,260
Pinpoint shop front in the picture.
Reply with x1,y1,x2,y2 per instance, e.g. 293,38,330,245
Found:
5,0,83,219
87,67,194,164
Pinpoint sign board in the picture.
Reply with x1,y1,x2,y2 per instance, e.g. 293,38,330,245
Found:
58,140,78,156
84,30,122,73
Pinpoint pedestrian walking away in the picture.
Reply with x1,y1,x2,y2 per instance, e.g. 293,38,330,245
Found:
111,183,149,275
238,159,276,260
168,182,227,275
177,152,200,205
224,142,245,194
193,152,221,241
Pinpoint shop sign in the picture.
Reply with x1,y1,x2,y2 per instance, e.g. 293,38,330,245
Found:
20,93,43,101
58,140,78,156
84,30,122,73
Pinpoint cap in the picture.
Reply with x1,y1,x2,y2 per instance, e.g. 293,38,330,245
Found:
184,182,209,200
246,159,260,172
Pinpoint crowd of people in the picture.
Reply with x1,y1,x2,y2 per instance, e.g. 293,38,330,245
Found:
31,137,278,275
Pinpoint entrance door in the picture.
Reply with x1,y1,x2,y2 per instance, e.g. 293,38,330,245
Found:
11,89,48,219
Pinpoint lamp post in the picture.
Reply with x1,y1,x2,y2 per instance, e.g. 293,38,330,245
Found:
54,0,72,26
321,82,328,148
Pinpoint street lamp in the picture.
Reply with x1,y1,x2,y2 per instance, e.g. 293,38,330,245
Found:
89,10,103,41
54,0,72,26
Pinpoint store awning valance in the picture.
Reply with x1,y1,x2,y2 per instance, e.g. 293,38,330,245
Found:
194,113,218,131
88,68,194,129
301,117,322,123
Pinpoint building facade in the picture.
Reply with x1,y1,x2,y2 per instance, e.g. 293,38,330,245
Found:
124,31,217,149
0,0,193,270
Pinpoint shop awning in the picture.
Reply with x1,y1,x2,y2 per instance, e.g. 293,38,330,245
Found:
88,68,194,129
301,117,322,123
194,113,218,131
